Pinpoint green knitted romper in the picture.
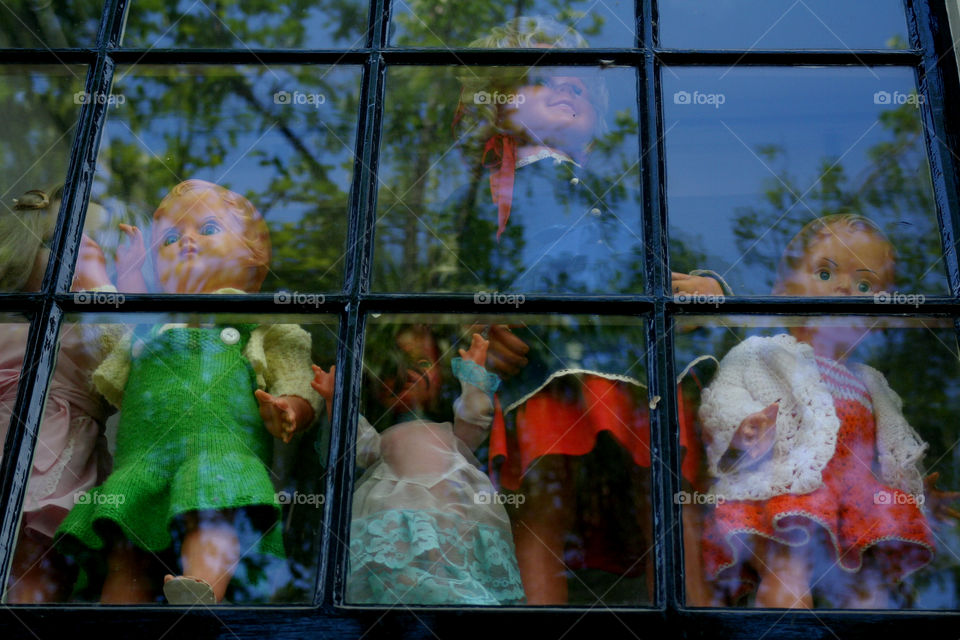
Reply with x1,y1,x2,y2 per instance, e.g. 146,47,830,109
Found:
57,323,284,563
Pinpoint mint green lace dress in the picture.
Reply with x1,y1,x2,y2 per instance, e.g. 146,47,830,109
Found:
348,358,525,605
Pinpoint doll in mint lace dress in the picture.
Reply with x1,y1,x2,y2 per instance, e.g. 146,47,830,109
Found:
313,330,524,605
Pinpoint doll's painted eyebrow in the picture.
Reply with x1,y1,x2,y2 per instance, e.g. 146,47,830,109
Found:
820,258,839,268
856,268,879,275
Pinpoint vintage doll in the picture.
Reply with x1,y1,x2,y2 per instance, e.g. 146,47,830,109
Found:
312,327,524,605
700,214,951,608
1,187,118,603
452,16,713,604
55,179,321,605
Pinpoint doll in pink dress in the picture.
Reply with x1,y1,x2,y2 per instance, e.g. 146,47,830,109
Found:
700,214,957,608
0,187,121,603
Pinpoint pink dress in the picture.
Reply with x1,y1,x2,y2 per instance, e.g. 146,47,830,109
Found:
0,323,110,542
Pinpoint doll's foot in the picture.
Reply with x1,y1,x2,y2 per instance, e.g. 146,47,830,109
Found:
163,574,216,605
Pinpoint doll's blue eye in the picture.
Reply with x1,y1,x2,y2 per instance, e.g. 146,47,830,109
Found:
199,220,222,236
857,280,871,293
817,270,830,281
162,231,180,247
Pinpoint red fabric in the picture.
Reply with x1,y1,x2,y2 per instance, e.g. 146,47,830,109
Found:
489,375,705,491
703,397,934,589
482,134,517,241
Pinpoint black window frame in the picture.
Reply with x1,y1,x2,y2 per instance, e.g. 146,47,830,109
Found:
1,0,960,637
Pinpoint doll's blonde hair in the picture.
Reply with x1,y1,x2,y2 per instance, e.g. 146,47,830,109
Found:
0,187,60,290
774,213,896,293
153,179,271,291
454,16,609,160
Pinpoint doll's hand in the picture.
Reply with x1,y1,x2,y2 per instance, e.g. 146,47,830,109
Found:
71,234,111,291
311,364,335,423
116,224,146,271
722,402,778,471
477,324,529,380
924,472,960,522
672,272,724,297
256,390,313,443
459,333,489,367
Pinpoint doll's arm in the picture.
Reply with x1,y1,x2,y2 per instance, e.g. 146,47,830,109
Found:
72,234,112,291
479,324,529,380
311,364,334,423
115,224,147,293
671,272,726,297
254,324,322,441
452,333,501,451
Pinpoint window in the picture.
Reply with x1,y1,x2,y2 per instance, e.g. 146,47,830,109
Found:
2,0,960,636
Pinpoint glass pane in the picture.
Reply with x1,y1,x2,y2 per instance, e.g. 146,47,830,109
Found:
374,66,644,295
676,314,960,609
390,6,634,48
0,66,88,292
0,1,102,48
665,67,946,297
120,0,369,48
346,314,651,606
5,312,337,604
659,0,909,50
76,65,360,295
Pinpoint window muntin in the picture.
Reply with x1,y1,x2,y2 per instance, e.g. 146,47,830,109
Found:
664,66,945,297
658,0,909,50
373,65,644,295
79,64,360,295
388,3,635,48
4,312,337,604
0,1,103,48
119,0,370,49
675,314,960,609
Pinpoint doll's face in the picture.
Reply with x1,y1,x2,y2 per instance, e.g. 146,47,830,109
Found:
777,225,893,298
377,328,443,414
780,224,895,358
501,70,599,155
153,192,262,294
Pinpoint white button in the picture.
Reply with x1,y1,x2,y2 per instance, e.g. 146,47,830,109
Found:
221,327,240,345
570,177,579,186
131,340,145,358
589,208,602,216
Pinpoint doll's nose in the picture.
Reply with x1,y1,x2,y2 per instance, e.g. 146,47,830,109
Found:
833,276,852,295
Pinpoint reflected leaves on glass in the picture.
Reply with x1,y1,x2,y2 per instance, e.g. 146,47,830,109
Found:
81,65,360,294
664,67,946,297
374,65,643,295
121,0,369,48
0,1,103,48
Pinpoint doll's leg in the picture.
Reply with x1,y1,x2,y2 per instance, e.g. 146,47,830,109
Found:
101,539,158,603
5,533,71,603
510,454,575,604
168,509,240,603
750,537,813,609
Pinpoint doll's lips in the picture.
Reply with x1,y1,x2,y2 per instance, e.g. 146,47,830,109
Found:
180,247,198,259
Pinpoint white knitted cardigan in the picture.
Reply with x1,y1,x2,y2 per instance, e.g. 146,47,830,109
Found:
700,334,927,502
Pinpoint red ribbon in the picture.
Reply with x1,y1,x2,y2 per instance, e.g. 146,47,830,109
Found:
482,134,517,241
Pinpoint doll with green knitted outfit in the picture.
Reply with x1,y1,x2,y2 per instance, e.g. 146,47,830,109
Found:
312,328,524,605
55,179,321,605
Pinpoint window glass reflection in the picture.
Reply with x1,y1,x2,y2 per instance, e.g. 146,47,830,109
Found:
665,67,946,297
658,0,908,50
6,313,337,604
374,63,643,294
677,314,960,609
343,315,652,606
120,0,369,48
390,7,634,48
0,1,102,48
78,65,360,294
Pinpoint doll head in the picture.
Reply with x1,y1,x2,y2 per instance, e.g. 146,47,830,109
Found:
456,16,609,162
0,188,58,291
368,324,444,420
152,179,270,294
773,214,895,297
774,214,896,358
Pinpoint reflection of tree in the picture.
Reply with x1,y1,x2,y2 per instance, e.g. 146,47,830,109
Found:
729,101,940,293
0,1,101,47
